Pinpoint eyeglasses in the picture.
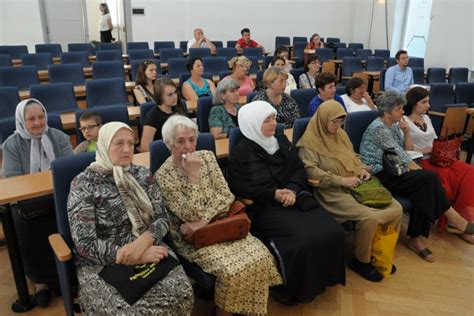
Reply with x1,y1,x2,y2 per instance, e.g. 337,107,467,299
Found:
143,59,155,65
330,118,345,125
79,124,99,132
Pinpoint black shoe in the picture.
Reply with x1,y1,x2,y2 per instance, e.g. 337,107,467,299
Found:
34,289,52,308
270,287,298,306
391,264,397,274
349,258,384,282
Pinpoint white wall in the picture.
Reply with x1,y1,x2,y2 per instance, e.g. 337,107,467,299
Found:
129,0,359,51
0,0,44,52
86,0,102,42
424,0,473,69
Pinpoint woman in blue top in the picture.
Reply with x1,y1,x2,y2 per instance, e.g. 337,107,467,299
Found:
359,92,473,262
208,79,241,139
181,57,216,102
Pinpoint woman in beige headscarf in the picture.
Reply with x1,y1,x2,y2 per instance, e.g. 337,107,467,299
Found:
297,100,403,282
67,122,193,315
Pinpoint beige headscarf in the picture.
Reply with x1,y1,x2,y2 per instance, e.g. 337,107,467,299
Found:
296,100,364,177
89,122,153,237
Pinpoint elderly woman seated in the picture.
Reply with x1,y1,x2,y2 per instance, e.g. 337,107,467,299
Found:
252,66,300,128
404,87,474,244
2,98,73,308
155,115,281,316
297,100,403,282
208,79,241,139
360,92,474,262
228,101,346,306
181,57,216,102
270,56,297,95
341,77,377,113
223,56,255,97
68,122,194,315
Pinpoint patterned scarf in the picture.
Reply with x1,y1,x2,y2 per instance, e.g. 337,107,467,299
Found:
89,122,153,237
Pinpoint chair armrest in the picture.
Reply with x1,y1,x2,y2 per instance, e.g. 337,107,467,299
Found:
308,179,320,187
49,233,72,262
428,111,445,117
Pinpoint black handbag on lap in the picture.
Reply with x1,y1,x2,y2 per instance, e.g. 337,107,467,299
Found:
382,148,407,177
98,256,180,305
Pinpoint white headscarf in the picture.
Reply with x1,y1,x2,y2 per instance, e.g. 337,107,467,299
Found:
238,100,280,154
89,122,153,237
15,99,55,173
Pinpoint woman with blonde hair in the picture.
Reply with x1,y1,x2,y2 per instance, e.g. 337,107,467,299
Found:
223,56,255,96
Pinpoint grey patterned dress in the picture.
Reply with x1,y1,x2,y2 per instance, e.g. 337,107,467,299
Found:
67,165,194,315
252,90,300,128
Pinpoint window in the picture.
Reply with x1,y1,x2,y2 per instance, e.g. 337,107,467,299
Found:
402,0,433,58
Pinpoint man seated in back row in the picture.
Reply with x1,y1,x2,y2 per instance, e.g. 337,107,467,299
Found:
187,28,217,55
235,27,264,54
384,49,414,93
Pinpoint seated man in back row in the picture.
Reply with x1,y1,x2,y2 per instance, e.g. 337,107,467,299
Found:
187,28,216,55
235,27,265,54
384,49,414,93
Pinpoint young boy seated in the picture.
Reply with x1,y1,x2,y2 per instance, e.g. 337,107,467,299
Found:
74,112,102,154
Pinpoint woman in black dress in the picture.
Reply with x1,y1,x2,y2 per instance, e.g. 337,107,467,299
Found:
227,100,346,305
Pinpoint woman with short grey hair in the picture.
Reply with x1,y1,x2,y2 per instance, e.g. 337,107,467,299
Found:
156,115,282,315
359,91,473,263
209,79,241,139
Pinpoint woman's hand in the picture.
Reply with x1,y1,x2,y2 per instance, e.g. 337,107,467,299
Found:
407,161,422,170
359,169,371,181
274,189,296,207
398,117,410,134
181,152,202,184
139,246,168,264
341,177,362,189
180,220,208,242
116,232,153,265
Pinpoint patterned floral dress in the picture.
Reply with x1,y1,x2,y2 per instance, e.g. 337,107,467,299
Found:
156,150,282,315
68,165,194,315
252,90,300,128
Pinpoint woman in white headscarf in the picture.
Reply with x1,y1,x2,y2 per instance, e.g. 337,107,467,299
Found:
227,101,346,306
2,98,73,307
67,122,193,315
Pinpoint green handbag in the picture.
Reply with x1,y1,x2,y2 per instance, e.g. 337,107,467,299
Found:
344,177,393,208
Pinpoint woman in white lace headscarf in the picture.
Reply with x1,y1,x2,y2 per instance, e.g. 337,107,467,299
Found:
2,98,73,307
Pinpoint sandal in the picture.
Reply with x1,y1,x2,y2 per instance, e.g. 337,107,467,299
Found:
407,242,435,262
446,222,474,235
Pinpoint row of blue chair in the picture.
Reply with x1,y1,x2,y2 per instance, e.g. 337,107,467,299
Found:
0,78,131,119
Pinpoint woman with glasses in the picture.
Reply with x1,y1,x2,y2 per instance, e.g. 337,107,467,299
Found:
2,99,74,308
223,56,255,97
133,59,158,105
299,54,321,89
139,78,187,152
181,57,216,102
297,100,402,282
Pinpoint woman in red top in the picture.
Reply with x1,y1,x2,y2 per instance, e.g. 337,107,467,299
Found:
304,33,325,61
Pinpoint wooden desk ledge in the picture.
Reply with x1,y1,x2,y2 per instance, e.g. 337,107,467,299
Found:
49,233,72,262
428,111,445,117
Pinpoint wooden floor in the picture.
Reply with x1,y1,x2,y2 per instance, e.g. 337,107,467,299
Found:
1,153,473,315
1,216,473,316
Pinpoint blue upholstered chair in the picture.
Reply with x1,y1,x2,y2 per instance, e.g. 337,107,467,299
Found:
30,82,78,113
0,66,39,90
92,60,124,79
20,53,53,70
48,63,85,85
35,44,62,58
60,52,89,67
290,88,317,118
0,86,20,118
86,78,128,107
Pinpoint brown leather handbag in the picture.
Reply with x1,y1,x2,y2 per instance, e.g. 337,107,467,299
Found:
193,200,251,250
